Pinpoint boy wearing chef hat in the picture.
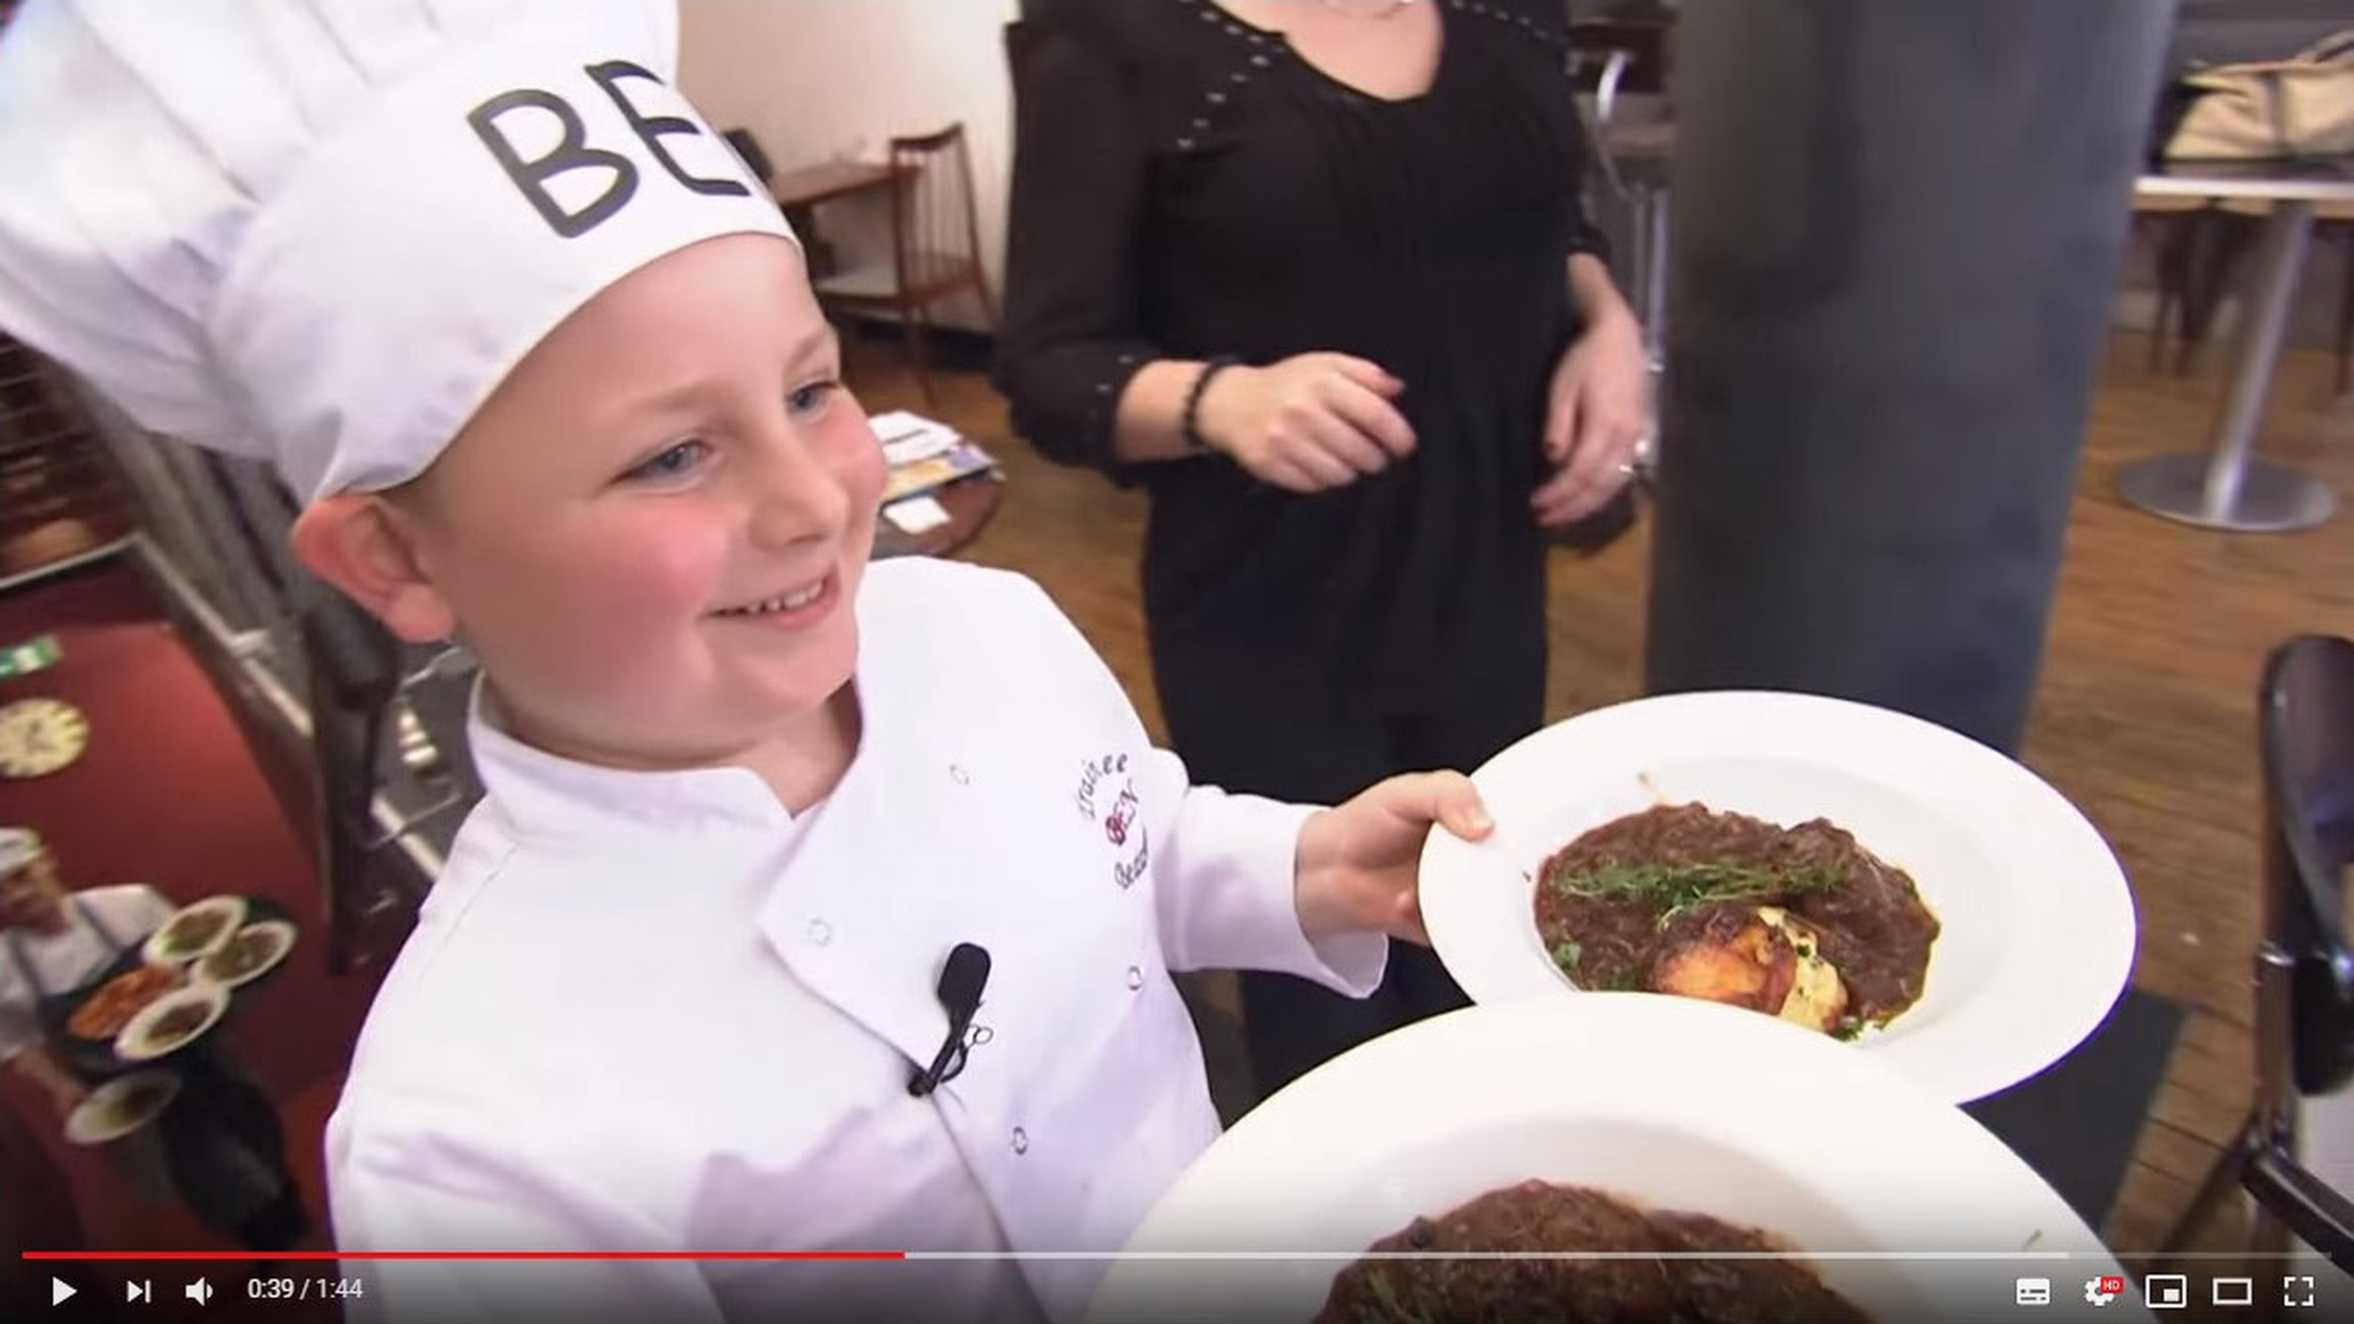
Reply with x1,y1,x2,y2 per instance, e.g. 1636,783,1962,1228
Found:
0,3,1492,1322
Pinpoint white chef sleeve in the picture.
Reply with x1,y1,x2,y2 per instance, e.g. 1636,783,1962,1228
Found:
331,1120,723,1324
991,572,1387,994
83,884,175,948
1142,765,1386,994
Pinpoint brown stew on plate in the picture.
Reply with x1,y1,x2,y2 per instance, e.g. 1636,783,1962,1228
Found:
1317,1180,1871,1324
1535,804,1939,1038
158,909,232,957
145,1001,213,1045
200,927,280,982
108,1080,174,1128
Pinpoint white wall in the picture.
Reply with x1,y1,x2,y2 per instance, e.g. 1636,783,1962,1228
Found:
678,0,1020,333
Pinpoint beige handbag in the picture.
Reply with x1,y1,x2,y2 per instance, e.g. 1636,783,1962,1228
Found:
2167,30,2354,161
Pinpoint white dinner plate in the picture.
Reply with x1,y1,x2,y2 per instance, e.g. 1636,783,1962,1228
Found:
141,894,249,966
65,1069,181,1145
193,919,297,989
114,982,230,1063
1418,690,2136,1104
1090,998,2148,1323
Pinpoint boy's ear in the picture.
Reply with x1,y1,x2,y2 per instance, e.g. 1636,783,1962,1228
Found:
289,494,457,644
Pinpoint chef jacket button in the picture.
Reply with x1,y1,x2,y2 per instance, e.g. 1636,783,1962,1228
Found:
1125,965,1144,991
1011,1127,1029,1155
806,919,833,946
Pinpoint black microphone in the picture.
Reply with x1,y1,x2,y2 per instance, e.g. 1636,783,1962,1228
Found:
908,942,991,1097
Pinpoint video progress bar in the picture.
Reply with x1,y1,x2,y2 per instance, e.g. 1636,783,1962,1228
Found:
29,1250,2099,1263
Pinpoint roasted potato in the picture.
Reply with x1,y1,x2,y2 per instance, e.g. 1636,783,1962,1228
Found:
1648,905,1848,1033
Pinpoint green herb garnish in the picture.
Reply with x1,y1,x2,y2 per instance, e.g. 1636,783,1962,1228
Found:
1544,858,1848,929
1830,1017,1864,1042
1362,1267,1438,1324
1549,939,1583,974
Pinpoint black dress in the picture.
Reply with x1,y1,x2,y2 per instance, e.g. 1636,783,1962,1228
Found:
997,0,1607,1095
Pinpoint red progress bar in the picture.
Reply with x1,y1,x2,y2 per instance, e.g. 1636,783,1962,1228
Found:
25,1251,907,1262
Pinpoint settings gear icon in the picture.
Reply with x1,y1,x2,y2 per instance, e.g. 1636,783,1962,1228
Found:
2084,1276,2121,1307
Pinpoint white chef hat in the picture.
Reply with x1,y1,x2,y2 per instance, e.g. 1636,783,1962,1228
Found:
0,827,43,878
0,0,796,504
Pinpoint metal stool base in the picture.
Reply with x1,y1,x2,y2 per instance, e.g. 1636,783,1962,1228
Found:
2117,453,2336,532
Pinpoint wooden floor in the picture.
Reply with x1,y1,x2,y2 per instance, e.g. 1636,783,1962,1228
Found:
855,333,2354,1265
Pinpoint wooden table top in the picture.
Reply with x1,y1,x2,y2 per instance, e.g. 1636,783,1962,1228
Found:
2137,155,2354,203
769,160,904,211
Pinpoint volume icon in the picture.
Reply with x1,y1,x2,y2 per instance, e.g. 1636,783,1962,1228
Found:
183,1278,214,1305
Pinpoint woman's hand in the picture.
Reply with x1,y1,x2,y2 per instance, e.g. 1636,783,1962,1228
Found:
1196,352,1417,493
1533,305,1650,527
1294,771,1493,945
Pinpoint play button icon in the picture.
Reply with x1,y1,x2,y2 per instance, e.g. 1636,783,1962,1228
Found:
51,1277,75,1306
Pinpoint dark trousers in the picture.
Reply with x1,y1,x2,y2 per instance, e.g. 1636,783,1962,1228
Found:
1156,648,1544,1099
157,1052,308,1252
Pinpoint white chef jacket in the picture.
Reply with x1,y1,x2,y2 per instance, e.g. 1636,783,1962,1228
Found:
0,884,174,1063
326,558,1387,1324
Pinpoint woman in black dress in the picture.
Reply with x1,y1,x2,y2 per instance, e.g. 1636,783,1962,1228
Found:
998,0,1649,1095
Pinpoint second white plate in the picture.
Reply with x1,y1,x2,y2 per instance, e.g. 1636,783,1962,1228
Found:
65,1069,181,1145
1092,998,2147,1323
142,895,248,966
114,982,229,1063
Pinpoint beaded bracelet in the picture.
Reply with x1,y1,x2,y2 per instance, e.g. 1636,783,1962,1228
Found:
1181,356,1239,455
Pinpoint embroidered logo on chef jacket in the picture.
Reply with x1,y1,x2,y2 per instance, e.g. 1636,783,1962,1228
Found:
1074,753,1149,890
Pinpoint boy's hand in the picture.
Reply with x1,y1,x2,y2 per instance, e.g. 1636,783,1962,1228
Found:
1294,771,1493,946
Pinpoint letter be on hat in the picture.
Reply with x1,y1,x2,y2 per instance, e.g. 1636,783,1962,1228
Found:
0,0,797,503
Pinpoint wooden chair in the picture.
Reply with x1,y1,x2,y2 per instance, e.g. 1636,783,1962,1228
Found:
0,334,132,582
812,124,995,409
2134,192,2218,372
2146,197,2354,392
722,127,774,186
2159,636,2354,1288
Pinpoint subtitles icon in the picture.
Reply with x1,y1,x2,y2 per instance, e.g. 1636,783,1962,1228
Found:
2213,1277,2255,1306
2145,1274,2189,1310
2085,1274,2126,1307
2016,1277,2053,1305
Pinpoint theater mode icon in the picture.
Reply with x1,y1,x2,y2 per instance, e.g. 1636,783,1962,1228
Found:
2213,1277,2256,1306
2016,1277,2052,1305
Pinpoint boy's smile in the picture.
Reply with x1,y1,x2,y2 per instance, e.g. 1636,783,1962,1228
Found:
713,573,834,621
